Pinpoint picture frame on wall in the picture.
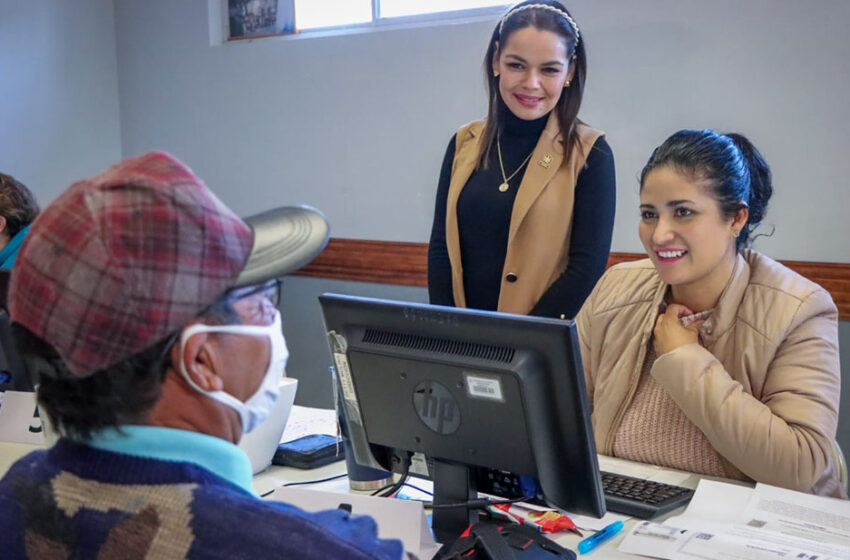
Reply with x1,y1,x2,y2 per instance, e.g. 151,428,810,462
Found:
227,0,296,40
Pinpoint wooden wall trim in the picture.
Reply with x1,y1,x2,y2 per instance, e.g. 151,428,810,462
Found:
295,238,429,287
295,238,850,320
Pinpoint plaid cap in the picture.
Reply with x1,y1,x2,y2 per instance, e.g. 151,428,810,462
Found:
9,151,328,377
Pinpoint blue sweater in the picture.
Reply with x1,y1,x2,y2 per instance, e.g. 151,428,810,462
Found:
0,225,29,268
0,438,404,559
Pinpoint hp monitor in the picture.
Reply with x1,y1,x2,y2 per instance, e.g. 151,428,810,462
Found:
319,294,605,541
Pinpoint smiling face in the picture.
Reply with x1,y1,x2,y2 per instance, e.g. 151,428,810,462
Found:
493,26,572,120
639,166,747,302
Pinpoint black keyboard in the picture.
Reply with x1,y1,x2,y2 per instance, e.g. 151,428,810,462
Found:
476,468,694,519
601,471,694,519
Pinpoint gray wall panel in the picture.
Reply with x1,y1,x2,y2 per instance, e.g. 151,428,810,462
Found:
281,276,428,408
0,0,122,204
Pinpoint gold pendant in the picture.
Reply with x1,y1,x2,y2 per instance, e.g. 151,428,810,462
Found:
538,154,552,168
498,182,509,192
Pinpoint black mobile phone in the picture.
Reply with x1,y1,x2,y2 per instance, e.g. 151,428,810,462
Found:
272,434,344,469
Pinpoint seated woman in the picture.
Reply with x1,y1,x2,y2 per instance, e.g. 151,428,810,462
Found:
0,173,39,268
576,129,844,497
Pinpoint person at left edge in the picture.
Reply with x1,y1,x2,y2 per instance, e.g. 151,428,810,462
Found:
428,1,616,318
0,172,39,268
0,152,404,559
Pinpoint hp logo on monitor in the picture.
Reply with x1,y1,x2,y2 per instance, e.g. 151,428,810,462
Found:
413,381,460,435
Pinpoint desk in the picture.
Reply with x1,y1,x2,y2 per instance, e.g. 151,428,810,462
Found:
253,453,748,559
0,441,40,474
0,440,745,558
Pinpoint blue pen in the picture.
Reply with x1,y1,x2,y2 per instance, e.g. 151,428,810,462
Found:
577,520,624,554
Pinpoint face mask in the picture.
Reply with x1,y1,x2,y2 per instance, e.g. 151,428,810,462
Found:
179,311,289,434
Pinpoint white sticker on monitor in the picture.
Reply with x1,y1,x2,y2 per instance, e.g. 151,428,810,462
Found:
464,373,504,402
409,452,431,477
333,351,363,425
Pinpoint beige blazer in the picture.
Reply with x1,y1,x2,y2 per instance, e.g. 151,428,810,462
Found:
575,251,844,498
445,113,603,314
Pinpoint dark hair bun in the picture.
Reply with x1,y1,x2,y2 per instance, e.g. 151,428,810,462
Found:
724,133,773,226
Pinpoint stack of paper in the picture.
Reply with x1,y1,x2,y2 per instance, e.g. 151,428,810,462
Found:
618,480,850,559
280,405,338,443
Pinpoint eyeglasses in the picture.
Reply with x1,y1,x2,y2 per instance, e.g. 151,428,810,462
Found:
223,278,282,307
221,278,282,325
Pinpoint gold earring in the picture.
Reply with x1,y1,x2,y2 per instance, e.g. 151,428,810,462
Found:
563,80,570,88
493,69,500,77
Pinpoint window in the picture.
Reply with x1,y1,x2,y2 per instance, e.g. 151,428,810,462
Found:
292,1,372,29
293,0,510,31
378,0,510,19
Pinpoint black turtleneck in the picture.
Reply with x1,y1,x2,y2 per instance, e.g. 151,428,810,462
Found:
427,109,616,318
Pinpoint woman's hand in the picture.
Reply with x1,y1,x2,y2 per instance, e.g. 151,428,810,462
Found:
653,303,703,356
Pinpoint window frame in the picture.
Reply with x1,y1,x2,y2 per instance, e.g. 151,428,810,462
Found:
301,1,511,31
216,1,512,44
302,6,507,32
373,1,512,28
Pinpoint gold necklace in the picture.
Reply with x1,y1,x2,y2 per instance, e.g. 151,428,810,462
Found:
497,135,534,192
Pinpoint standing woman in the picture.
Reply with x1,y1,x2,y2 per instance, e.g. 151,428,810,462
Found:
428,1,615,318
577,130,844,497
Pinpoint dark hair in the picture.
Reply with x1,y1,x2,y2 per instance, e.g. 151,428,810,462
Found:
11,299,240,441
639,129,773,250
478,0,586,169
0,173,39,239
12,324,175,441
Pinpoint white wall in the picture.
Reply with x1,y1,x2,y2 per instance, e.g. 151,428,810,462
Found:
114,0,490,244
114,0,850,261
0,0,122,205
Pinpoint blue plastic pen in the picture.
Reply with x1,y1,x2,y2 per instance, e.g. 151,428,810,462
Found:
577,520,624,554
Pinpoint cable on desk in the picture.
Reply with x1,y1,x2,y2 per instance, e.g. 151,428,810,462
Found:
427,495,529,510
371,471,409,498
260,472,350,496
401,481,433,496
371,454,412,498
282,473,349,487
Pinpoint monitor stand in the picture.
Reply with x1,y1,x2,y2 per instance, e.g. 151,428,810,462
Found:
431,459,478,543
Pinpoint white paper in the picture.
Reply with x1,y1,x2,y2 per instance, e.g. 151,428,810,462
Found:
665,479,754,528
620,520,850,560
566,510,631,532
619,479,850,560
682,524,850,559
618,520,692,558
280,405,338,443
739,482,850,549
270,486,438,557
0,391,45,445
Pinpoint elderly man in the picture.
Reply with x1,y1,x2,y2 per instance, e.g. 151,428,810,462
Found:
0,152,402,559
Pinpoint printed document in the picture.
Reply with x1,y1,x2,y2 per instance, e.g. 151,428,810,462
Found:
618,480,850,559
280,405,338,443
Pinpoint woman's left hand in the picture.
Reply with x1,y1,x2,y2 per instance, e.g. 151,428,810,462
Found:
653,304,703,356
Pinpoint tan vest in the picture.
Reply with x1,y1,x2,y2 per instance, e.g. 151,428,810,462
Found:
445,113,603,315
